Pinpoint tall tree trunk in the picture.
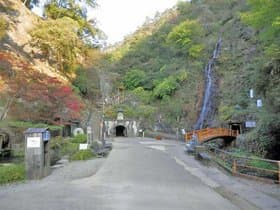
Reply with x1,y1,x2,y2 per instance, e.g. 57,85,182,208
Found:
0,98,13,121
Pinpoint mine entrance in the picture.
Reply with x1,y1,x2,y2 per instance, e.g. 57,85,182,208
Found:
115,125,126,137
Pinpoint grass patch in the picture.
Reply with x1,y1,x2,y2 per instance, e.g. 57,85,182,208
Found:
0,120,63,131
0,164,25,185
70,149,95,161
230,149,251,157
248,159,278,171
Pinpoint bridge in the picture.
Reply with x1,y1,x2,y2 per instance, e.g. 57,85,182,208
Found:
185,128,239,144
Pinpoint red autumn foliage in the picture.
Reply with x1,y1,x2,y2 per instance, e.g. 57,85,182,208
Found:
0,51,84,124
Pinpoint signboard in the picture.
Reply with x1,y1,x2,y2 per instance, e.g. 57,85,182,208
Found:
27,137,41,148
87,126,92,134
245,121,256,128
250,89,254,98
117,112,124,120
257,99,262,107
79,144,88,150
42,131,51,141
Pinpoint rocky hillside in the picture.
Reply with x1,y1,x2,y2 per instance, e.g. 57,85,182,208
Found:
0,0,84,124
0,0,65,79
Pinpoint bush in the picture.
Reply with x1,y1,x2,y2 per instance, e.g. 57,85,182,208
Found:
71,134,87,144
61,142,79,156
123,69,146,90
0,164,25,185
70,149,95,161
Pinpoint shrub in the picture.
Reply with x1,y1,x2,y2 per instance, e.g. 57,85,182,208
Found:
123,69,146,90
153,76,178,99
61,142,79,156
0,164,25,185
51,137,79,157
71,134,87,144
70,149,95,161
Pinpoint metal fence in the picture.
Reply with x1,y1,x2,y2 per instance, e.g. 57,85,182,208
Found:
206,146,280,184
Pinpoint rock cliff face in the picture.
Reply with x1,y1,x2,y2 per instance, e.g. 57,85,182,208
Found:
0,0,70,121
0,0,65,81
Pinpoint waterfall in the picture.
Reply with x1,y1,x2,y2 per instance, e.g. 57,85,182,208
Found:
194,37,222,130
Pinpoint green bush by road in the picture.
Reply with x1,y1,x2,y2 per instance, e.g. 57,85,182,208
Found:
70,149,95,161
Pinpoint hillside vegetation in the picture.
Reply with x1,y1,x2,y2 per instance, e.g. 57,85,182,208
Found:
102,0,279,159
0,0,101,127
0,0,278,159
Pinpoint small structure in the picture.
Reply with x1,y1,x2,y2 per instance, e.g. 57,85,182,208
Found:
228,122,242,135
117,109,124,121
103,109,140,137
0,131,11,157
24,128,51,179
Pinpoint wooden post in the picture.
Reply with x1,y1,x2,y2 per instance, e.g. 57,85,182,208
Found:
278,161,280,184
232,160,237,175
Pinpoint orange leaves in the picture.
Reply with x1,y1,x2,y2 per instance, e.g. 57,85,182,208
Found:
0,51,84,124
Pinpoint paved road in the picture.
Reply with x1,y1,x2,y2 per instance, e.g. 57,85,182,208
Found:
0,138,249,210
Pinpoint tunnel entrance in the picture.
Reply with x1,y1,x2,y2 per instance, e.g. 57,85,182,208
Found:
115,125,126,137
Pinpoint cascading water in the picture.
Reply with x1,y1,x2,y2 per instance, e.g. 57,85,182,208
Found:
194,37,222,130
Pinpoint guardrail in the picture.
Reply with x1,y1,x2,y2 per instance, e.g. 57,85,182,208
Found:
206,146,280,184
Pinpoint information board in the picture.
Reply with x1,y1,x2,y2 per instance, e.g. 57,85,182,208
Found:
27,137,41,148
79,144,88,150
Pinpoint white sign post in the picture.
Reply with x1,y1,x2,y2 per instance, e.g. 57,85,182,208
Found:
87,126,92,144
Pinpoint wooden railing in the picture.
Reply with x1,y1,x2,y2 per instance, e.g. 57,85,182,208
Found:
207,146,280,184
185,128,238,143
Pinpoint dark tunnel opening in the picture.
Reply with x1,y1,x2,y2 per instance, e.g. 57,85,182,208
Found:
115,125,126,137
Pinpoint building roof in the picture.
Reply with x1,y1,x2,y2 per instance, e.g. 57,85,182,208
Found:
24,128,49,134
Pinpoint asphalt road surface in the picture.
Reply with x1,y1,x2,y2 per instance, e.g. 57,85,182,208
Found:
0,137,271,210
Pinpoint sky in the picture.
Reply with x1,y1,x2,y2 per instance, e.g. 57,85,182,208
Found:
90,0,180,44
32,0,181,45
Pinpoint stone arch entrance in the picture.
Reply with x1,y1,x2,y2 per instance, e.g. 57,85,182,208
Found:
115,125,127,137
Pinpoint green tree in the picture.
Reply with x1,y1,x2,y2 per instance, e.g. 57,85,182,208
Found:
44,0,98,45
241,0,280,62
153,76,178,99
123,69,146,90
132,87,153,104
241,0,280,158
73,66,100,98
167,19,204,57
31,17,84,73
